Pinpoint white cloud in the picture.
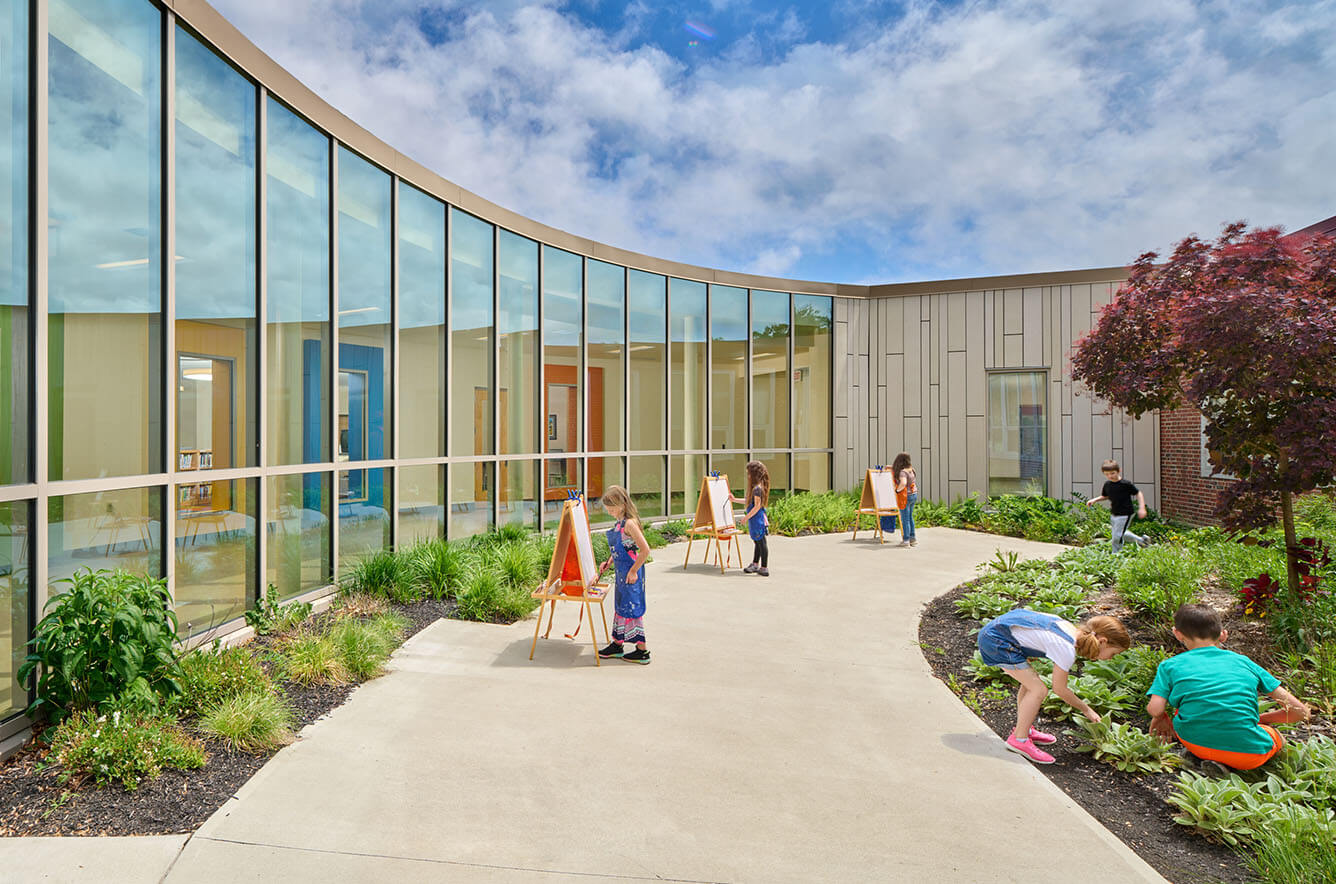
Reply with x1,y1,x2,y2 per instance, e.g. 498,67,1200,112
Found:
206,0,1336,283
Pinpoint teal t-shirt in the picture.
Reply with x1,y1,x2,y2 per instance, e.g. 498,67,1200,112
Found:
1147,646,1281,754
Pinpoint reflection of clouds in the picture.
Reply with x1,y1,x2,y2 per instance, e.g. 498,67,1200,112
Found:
398,184,445,330
450,208,492,330
337,149,391,326
267,98,329,325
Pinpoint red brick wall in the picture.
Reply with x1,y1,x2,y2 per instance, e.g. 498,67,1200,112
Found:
1159,405,1233,525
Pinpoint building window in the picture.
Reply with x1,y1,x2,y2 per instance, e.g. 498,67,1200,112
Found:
266,473,330,601
793,296,832,450
752,290,790,450
0,0,28,486
398,184,446,458
628,271,665,451
710,285,747,450
1200,415,1235,479
1,500,30,722
587,260,624,453
670,280,707,451
175,478,256,637
988,371,1047,496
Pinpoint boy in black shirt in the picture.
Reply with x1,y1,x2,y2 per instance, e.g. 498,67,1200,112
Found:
1086,459,1148,552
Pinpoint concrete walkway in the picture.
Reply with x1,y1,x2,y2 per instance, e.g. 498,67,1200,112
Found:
4,528,1167,883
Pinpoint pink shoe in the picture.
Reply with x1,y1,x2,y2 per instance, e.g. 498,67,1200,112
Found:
1028,726,1057,745
1005,735,1055,764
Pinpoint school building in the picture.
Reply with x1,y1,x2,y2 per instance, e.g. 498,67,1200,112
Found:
0,0,1326,752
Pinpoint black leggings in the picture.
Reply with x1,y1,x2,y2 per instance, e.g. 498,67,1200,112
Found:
752,536,769,567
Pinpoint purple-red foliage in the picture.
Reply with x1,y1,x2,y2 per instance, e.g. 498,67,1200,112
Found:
1071,223,1336,533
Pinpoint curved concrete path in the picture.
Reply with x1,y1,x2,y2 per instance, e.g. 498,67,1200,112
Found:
5,528,1168,883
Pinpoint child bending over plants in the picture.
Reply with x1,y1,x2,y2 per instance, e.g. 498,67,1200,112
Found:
1147,604,1310,771
976,608,1132,764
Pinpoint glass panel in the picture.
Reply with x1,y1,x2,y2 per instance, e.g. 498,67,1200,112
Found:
586,455,623,524
765,453,790,498
398,184,445,458
543,246,581,457
266,100,330,465
542,457,581,530
710,285,747,451
174,478,255,637
48,0,162,480
1,501,29,721
752,291,789,449
793,452,830,494
450,210,493,457
449,461,493,538
670,280,707,451
499,460,537,530
337,149,391,462
175,30,256,474
586,260,623,453
498,231,537,456
49,487,162,590
711,452,748,499
793,296,832,449
0,1,28,486
670,453,706,517
628,270,665,451
266,472,331,600
988,372,1048,496
399,464,444,544
339,467,390,571
628,455,663,518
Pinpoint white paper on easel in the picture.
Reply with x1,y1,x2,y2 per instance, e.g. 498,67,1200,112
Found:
568,497,598,583
870,470,897,510
707,476,734,530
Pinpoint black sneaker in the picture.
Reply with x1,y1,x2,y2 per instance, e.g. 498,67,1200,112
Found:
598,642,624,658
743,563,759,574
758,567,770,577
623,648,651,665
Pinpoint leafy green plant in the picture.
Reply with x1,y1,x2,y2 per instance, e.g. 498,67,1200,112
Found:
327,613,408,681
1066,717,1184,774
1040,674,1137,721
984,550,1021,573
278,631,349,687
171,644,271,719
1115,545,1207,625
343,549,418,604
495,541,539,590
196,691,295,753
49,709,207,791
1054,543,1123,586
1271,736,1336,806
245,584,312,636
409,541,468,600
953,589,1016,622
19,569,182,723
1167,771,1331,846
1244,810,1336,884
1082,645,1172,700
334,592,391,620
963,652,1008,683
456,570,540,623
1279,643,1336,717
658,519,691,540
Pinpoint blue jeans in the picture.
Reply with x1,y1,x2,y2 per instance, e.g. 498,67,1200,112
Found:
880,514,897,533
902,492,918,540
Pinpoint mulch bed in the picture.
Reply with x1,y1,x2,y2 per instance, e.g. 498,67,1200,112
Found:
919,581,1335,884
0,597,456,837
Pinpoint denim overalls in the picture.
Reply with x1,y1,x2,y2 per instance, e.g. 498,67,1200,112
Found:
977,608,1074,669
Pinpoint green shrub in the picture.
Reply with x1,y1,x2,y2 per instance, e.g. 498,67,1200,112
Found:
768,490,858,536
197,691,295,753
640,526,669,548
1066,717,1185,774
1294,492,1336,536
409,541,469,600
1115,546,1207,625
1280,643,1336,717
1040,674,1137,721
344,549,418,603
326,615,405,681
456,570,539,623
1244,811,1336,884
659,519,691,539
279,631,349,687
954,590,1016,622
245,584,312,636
493,523,531,546
1205,540,1288,594
495,541,539,590
1168,771,1325,847
172,645,270,719
963,652,1009,683
1082,645,1172,700
19,569,182,723
1268,590,1336,654
50,709,207,790
1054,543,1124,586
591,531,612,565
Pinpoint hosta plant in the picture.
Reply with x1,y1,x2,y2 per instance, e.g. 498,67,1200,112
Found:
1065,717,1184,774
953,590,1017,622
1167,771,1333,847
1040,674,1136,721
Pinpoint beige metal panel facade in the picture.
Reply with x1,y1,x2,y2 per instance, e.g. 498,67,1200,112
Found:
832,269,1160,510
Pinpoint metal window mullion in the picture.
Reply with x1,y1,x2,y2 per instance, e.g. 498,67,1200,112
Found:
705,285,712,468
663,279,671,511
746,289,754,459
578,256,590,507
163,13,176,603
329,140,339,575
535,243,543,533
390,176,399,547
491,224,499,530
255,86,267,599
442,206,451,538
788,292,796,490
32,0,50,615
621,265,628,460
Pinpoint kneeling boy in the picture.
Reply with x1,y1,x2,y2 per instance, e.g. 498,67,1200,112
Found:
1147,604,1309,770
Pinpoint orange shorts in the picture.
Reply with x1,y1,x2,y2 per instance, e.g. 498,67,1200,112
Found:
1176,724,1284,771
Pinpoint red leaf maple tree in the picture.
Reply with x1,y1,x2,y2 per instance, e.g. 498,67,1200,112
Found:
1072,222,1336,594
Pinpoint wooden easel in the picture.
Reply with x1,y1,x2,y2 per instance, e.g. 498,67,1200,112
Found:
851,466,900,544
683,472,745,573
530,493,611,666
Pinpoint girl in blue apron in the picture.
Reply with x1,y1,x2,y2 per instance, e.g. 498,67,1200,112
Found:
731,460,771,577
977,608,1131,764
596,485,651,664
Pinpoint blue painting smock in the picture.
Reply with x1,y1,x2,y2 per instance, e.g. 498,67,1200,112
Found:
748,486,769,542
608,520,646,618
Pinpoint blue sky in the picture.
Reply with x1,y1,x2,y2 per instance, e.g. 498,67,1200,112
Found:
208,0,1336,284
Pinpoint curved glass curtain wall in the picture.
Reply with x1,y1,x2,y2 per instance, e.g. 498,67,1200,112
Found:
0,0,837,713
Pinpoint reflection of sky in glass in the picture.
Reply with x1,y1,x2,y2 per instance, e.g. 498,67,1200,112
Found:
398,183,444,330
628,269,665,342
337,147,390,327
176,26,256,322
795,294,833,342
450,208,492,331
587,259,624,346
711,285,747,342
1,1,27,309
266,99,328,324
48,0,161,316
498,230,536,335
752,290,789,337
542,246,581,348
670,279,706,343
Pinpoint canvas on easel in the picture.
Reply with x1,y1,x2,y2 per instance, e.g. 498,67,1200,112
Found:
851,466,900,543
683,472,744,573
529,493,611,666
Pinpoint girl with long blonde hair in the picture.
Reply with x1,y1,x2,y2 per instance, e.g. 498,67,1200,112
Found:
596,485,651,664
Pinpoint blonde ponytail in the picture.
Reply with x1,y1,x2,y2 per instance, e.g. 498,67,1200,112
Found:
1075,615,1131,659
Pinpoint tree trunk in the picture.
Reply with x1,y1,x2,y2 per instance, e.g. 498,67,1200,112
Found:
1280,489,1300,597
